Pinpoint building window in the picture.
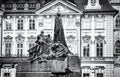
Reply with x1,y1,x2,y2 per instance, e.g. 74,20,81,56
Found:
82,22,91,29
6,21,11,30
5,43,11,57
97,73,103,77
83,44,90,57
91,0,96,6
17,43,23,57
4,73,10,77
29,19,35,30
83,73,89,77
29,43,35,49
18,19,23,30
96,43,103,57
95,22,104,29
115,40,120,54
116,15,120,28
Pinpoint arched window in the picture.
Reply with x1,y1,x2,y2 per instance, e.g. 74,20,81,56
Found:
116,15,120,28
115,40,120,54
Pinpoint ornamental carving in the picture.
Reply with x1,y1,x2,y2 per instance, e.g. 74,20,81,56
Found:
67,35,76,43
95,35,105,43
27,35,36,42
4,35,13,42
82,35,91,43
16,34,25,42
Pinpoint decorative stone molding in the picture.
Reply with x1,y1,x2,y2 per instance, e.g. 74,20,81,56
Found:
36,3,41,10
85,0,101,9
24,3,29,10
12,3,17,10
82,35,91,43
4,35,13,42
95,35,105,43
15,34,25,42
27,35,36,42
66,35,76,43
76,21,80,27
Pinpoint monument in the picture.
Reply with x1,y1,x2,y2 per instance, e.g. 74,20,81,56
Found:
16,13,81,77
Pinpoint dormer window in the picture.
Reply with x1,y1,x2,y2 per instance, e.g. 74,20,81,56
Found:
91,0,96,6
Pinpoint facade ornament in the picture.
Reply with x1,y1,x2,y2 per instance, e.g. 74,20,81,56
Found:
4,35,13,42
95,35,105,43
36,3,41,10
76,21,80,27
82,35,91,43
15,34,25,42
12,3,17,10
27,35,36,42
24,3,28,10
67,35,75,43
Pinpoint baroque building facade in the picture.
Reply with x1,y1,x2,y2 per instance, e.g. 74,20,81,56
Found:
0,0,118,77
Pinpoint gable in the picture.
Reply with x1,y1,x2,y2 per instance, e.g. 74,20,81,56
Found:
36,0,82,14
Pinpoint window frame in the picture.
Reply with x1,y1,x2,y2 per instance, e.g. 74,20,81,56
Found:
96,42,103,57
115,40,120,54
17,43,23,57
4,73,10,77
83,43,90,57
115,15,120,28
83,73,89,77
29,19,35,30
96,73,103,77
17,19,24,30
5,43,11,57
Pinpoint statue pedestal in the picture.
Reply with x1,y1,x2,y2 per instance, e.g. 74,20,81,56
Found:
16,56,81,77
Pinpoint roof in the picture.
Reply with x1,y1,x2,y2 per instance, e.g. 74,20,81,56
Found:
75,0,118,14
0,0,118,15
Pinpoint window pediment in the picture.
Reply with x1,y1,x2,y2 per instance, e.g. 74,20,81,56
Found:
16,34,25,42
36,0,82,14
4,35,13,42
82,35,91,43
27,35,36,42
95,35,105,43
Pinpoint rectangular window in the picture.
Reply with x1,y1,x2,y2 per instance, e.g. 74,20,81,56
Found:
82,22,91,29
96,43,103,57
97,73,103,77
18,19,23,30
83,44,90,57
29,19,35,30
17,43,23,57
5,43,11,57
83,73,89,77
95,22,104,29
4,73,10,77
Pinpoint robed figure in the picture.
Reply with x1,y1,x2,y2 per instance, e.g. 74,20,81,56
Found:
53,13,68,47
